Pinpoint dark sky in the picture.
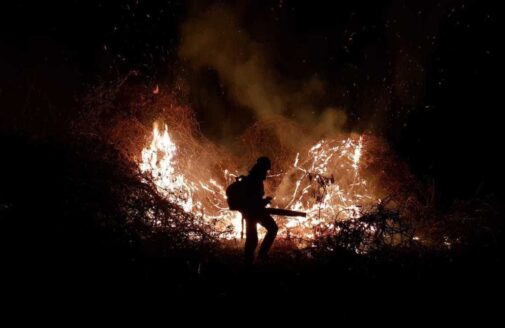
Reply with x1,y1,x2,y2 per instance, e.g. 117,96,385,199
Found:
0,0,502,204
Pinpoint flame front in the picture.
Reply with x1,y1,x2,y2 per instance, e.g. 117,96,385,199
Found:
139,123,242,237
140,123,193,212
139,123,377,242
280,137,375,240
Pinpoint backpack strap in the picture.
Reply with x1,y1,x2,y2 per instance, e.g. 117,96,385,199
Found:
234,175,246,240
240,215,244,240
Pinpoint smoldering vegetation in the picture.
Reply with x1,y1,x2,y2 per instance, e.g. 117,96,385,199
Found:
1,75,501,311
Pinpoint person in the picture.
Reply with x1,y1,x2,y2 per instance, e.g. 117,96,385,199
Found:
240,156,278,265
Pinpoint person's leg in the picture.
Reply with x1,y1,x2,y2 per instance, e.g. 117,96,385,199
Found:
257,214,278,259
244,217,258,265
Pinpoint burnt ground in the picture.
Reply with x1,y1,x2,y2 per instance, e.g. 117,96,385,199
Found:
0,135,502,321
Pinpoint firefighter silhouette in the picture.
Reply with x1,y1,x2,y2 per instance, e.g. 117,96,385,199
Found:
227,157,278,265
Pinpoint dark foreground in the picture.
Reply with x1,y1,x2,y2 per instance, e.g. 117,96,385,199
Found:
2,241,503,322
1,135,502,321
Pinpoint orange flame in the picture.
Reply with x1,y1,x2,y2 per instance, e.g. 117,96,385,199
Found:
139,123,377,241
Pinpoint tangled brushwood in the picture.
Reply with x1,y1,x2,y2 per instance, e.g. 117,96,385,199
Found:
312,197,415,254
64,74,502,258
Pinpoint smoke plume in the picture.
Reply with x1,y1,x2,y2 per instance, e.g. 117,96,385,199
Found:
178,3,347,144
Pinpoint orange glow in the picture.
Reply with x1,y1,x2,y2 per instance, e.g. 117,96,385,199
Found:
139,122,378,241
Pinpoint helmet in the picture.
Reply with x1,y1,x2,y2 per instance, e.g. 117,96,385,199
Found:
256,156,272,171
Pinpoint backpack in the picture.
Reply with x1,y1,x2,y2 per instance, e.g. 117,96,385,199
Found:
226,175,248,211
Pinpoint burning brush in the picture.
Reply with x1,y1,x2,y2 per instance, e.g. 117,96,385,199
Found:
138,122,379,242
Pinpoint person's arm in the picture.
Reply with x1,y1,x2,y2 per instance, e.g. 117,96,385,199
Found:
260,182,273,206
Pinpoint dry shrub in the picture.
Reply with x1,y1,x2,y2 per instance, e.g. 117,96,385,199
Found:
312,198,415,255
73,72,501,257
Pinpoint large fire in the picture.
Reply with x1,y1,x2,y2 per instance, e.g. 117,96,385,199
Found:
139,122,378,241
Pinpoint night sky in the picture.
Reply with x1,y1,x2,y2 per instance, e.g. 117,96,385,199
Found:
1,0,502,205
